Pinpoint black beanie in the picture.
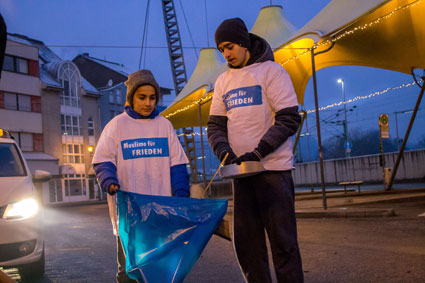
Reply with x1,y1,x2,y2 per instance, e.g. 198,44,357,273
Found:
215,17,251,50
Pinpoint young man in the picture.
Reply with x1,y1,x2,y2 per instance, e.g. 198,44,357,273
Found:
92,70,190,283
207,18,304,282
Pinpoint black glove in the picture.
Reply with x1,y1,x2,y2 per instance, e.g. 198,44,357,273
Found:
219,150,237,165
215,142,237,165
232,151,261,165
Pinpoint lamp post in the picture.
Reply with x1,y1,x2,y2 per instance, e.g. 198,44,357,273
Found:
337,78,350,157
394,109,414,151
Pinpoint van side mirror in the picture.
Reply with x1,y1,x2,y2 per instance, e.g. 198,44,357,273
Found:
32,170,51,183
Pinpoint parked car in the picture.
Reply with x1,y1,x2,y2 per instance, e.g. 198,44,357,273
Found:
0,129,50,279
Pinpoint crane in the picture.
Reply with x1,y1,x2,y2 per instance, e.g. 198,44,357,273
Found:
161,0,199,183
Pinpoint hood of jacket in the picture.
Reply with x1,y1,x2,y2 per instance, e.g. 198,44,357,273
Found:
228,33,274,69
246,33,274,65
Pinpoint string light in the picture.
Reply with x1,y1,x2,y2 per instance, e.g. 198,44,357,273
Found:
305,80,421,114
177,127,208,138
164,92,213,119
279,0,423,66
164,0,423,124
174,79,421,138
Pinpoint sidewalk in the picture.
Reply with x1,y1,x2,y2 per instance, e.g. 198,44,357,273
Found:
215,187,425,240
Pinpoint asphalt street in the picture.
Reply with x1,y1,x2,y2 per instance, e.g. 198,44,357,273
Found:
2,197,425,283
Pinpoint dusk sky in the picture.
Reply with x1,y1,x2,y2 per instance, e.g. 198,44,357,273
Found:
1,0,423,146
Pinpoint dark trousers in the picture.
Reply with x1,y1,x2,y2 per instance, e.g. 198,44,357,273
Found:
233,170,304,283
116,237,138,283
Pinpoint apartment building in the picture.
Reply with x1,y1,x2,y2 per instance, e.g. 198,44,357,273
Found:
1,34,103,204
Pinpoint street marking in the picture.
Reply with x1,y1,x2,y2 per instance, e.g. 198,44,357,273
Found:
418,212,425,217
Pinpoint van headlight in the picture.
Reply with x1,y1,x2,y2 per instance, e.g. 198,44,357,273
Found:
3,198,39,219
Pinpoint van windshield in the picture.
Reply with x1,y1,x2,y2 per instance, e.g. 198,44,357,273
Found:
0,143,27,177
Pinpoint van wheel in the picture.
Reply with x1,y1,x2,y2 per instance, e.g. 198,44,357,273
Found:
19,245,45,280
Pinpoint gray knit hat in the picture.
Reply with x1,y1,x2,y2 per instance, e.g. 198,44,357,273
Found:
125,70,160,106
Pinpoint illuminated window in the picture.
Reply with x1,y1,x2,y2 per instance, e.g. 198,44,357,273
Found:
62,143,84,164
61,114,82,136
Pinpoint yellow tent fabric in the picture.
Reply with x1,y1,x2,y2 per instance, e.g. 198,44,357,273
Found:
161,48,225,128
163,0,425,128
275,0,425,104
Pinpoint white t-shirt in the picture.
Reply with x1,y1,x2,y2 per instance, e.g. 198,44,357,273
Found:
92,112,189,234
93,112,188,196
210,61,299,170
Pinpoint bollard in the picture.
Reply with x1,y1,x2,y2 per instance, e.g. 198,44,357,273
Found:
384,168,392,185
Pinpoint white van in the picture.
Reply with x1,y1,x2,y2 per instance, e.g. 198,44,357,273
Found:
0,129,51,279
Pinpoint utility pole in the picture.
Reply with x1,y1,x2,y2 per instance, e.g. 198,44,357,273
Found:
338,78,350,157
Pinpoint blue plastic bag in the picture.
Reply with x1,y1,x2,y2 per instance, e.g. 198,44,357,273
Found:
117,191,228,283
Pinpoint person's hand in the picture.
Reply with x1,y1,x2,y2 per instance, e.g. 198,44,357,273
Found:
232,151,261,165
109,184,119,195
219,150,237,165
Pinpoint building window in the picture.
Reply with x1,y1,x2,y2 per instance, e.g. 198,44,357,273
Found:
64,174,86,196
20,133,33,152
3,93,35,112
31,96,41,113
61,114,82,136
109,91,114,104
58,62,80,108
115,90,122,105
4,93,17,110
49,179,63,202
10,132,34,152
62,143,84,164
33,133,43,152
88,117,94,136
3,55,29,74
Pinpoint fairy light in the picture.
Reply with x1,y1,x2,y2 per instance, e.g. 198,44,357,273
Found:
164,92,213,119
164,0,423,125
177,127,208,138
279,0,423,66
305,80,421,114
172,79,421,137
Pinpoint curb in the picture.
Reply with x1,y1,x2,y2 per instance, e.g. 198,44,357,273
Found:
214,207,396,241
45,199,107,208
331,194,425,208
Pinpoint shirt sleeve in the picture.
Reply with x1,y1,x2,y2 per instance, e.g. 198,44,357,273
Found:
265,62,299,112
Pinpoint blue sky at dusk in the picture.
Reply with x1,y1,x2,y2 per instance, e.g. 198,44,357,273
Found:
1,0,424,147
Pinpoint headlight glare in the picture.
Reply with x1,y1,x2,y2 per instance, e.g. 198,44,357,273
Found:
3,198,39,219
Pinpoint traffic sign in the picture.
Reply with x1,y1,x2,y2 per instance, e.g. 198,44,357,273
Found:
344,141,352,149
379,113,389,139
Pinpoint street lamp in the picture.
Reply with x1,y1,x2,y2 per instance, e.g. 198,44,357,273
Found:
337,78,350,157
